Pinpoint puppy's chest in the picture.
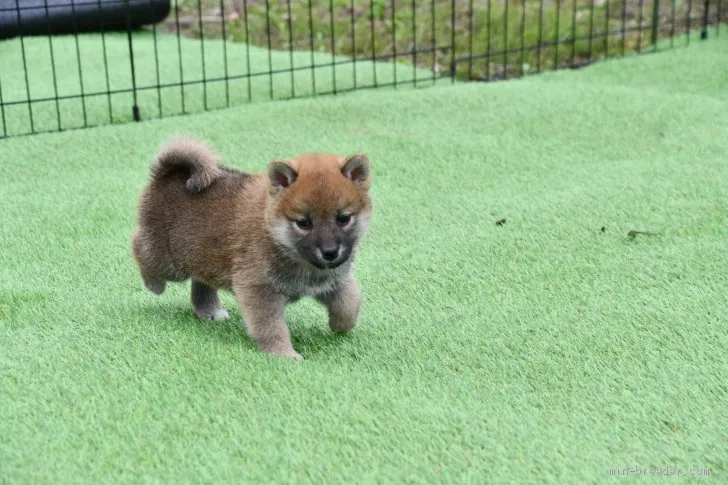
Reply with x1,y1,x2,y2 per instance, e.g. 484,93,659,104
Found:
266,262,346,300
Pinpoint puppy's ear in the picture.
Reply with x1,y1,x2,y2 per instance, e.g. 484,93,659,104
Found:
268,160,298,190
341,153,371,188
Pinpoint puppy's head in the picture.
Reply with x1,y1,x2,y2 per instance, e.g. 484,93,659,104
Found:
266,153,372,269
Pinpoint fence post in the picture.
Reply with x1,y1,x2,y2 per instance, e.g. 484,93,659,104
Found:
124,0,141,121
650,0,660,46
449,0,456,82
701,0,711,39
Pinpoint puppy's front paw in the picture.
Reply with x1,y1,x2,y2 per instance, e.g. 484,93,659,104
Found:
260,343,303,362
282,349,304,362
195,307,230,321
329,317,357,333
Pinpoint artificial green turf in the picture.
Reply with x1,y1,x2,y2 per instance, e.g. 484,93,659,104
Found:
0,30,444,137
1,32,728,484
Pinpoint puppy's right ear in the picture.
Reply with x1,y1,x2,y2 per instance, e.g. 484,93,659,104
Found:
341,153,371,190
268,160,298,191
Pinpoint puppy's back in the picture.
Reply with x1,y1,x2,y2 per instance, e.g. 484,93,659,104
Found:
134,138,262,288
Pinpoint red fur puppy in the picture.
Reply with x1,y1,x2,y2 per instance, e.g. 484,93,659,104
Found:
131,138,373,361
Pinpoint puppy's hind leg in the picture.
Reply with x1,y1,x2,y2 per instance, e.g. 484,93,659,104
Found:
192,280,230,321
132,231,167,295
143,276,167,295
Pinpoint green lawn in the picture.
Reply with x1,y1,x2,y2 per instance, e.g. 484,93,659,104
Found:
1,31,727,483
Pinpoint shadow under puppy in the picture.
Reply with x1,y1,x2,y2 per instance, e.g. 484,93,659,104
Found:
131,138,373,361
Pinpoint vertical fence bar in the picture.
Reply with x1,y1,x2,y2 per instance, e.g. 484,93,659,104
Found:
431,0,436,84
329,0,338,93
494,0,500,76
197,0,207,109
554,0,561,68
97,0,113,123
411,0,417,86
621,0,627,55
44,0,62,130
15,2,36,133
124,0,140,121
537,0,545,72
570,0,577,64
307,0,317,95
486,0,492,79
519,0,526,76
604,0,611,57
71,0,88,126
468,0,474,79
174,0,186,112
651,0,660,49
701,0,711,38
671,0,677,46
587,0,595,60
243,0,252,101
352,0,358,89
637,0,644,51
392,0,398,86
369,0,378,87
288,0,296,97
503,0,510,77
686,0,693,45
450,0,455,82
264,0,274,99
149,0,162,117
220,0,230,106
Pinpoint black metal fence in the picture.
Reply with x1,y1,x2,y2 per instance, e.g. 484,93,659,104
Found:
0,0,722,139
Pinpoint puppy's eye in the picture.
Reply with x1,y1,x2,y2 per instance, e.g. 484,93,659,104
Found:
295,219,312,230
336,214,352,226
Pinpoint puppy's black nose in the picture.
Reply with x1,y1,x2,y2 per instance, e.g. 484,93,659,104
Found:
321,246,339,261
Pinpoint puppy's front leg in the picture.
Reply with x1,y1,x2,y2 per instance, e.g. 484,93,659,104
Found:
234,283,302,361
317,277,362,333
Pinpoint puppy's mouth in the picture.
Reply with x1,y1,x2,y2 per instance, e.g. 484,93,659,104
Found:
309,257,347,270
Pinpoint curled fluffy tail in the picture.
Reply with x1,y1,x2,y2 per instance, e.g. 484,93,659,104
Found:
151,137,222,194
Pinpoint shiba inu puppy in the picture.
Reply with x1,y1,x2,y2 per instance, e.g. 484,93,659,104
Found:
131,137,372,361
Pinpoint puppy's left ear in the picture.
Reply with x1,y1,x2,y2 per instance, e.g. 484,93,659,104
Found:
341,153,371,189
268,160,298,191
